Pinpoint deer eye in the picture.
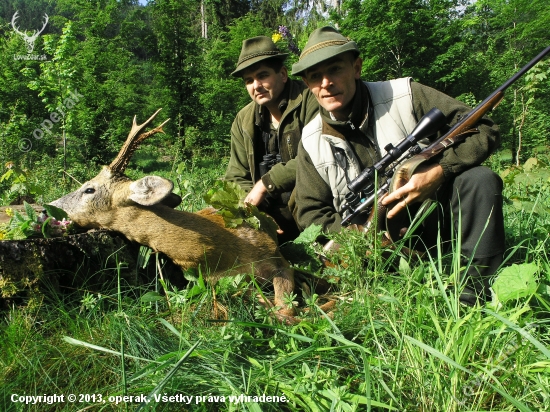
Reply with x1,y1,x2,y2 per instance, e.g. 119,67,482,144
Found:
84,188,95,194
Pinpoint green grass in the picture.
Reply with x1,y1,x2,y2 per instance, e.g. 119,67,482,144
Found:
1,154,550,411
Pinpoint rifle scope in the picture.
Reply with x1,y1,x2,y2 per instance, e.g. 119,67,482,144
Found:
347,107,447,194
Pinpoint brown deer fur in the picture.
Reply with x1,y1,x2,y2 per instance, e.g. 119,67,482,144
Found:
50,111,295,320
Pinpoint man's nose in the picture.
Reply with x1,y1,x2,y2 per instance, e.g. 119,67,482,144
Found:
321,75,332,88
253,79,263,89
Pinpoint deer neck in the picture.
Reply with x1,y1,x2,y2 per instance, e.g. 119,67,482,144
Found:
106,205,221,268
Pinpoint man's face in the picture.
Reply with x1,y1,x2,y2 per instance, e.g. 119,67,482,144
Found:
242,64,288,109
303,53,362,121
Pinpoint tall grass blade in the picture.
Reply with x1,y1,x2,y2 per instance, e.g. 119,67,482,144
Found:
63,336,158,363
136,339,202,411
158,318,191,346
483,309,550,359
404,335,534,411
272,346,318,370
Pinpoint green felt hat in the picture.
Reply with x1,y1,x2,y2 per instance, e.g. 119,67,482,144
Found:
291,26,359,76
231,36,288,77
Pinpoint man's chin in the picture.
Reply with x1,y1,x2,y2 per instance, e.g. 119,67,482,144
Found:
254,96,271,106
322,102,344,113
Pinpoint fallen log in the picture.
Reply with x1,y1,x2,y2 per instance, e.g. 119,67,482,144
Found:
0,229,182,308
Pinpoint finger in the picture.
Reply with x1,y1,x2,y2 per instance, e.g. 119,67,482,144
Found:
244,196,258,206
382,189,405,205
386,197,408,219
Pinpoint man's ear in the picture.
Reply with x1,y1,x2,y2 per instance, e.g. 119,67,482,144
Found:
353,57,363,79
280,66,289,83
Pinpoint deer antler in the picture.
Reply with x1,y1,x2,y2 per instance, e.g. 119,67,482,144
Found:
11,11,25,37
34,14,49,38
11,12,49,53
109,108,170,174
11,12,48,38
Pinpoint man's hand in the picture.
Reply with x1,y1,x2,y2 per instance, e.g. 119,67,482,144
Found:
382,163,445,219
244,180,284,235
244,180,269,206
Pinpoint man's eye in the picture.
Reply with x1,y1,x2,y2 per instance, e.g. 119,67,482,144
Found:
308,73,320,81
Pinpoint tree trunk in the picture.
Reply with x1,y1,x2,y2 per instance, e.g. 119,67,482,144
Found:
201,0,207,39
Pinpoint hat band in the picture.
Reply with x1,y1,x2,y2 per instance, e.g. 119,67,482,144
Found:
237,51,282,66
299,40,349,60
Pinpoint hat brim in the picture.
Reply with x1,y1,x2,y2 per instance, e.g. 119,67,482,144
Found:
231,53,288,77
291,42,358,76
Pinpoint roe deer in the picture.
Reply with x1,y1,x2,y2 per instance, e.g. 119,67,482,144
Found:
50,109,296,321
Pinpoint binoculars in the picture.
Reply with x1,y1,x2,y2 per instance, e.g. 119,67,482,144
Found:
259,153,282,176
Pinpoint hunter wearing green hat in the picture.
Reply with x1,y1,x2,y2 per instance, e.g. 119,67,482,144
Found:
225,35,319,243
292,26,505,305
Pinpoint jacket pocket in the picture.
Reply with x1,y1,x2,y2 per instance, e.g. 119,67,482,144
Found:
283,129,300,160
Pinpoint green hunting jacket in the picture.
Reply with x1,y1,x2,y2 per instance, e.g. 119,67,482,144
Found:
225,79,319,197
294,80,501,233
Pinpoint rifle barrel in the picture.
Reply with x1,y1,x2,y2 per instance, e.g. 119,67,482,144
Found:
423,46,550,154
500,46,550,92
468,46,550,117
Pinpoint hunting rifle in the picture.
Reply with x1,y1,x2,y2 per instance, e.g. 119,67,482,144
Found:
340,45,550,235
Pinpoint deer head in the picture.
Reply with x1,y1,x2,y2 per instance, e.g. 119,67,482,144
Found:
11,11,49,54
50,109,177,228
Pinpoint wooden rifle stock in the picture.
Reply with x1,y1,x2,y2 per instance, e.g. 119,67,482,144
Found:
419,91,503,161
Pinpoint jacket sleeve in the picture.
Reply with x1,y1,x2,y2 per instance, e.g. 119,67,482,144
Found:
262,158,297,193
224,114,254,193
411,82,500,179
294,141,343,233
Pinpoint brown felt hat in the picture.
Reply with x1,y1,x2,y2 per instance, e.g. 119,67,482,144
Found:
291,26,359,76
231,36,288,77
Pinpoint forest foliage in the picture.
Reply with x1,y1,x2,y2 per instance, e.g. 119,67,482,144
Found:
0,0,549,201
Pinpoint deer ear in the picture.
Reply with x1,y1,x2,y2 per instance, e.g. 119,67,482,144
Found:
129,176,174,206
